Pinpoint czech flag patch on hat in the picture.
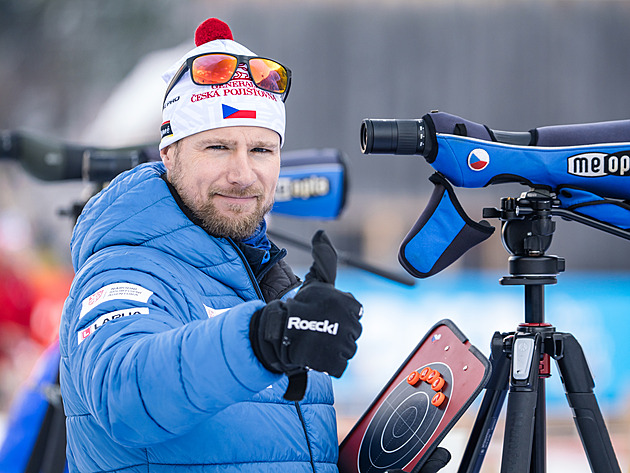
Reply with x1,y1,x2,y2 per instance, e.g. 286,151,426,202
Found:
222,104,257,119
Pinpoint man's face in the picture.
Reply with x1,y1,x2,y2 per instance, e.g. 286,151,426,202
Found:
160,126,281,240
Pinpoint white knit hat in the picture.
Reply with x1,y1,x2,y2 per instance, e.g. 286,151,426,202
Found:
159,18,286,150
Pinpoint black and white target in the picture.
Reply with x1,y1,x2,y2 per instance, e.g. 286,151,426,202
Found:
357,362,453,472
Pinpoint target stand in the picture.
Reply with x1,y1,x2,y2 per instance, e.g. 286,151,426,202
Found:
339,319,491,473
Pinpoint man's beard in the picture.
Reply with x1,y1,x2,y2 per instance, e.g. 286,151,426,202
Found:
188,187,272,240
169,166,273,240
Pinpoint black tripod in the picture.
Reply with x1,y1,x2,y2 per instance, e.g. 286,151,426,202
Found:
456,189,623,473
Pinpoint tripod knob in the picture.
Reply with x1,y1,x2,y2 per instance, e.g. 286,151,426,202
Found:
482,207,501,219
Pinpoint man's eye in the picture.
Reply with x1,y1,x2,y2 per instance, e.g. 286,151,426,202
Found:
252,147,271,153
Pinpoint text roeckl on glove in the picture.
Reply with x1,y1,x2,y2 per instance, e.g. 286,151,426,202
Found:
250,230,363,401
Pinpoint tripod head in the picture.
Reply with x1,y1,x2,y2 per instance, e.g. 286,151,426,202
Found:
483,189,566,288
485,190,556,257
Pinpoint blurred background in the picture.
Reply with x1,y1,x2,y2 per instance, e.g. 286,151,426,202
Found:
1,0,630,471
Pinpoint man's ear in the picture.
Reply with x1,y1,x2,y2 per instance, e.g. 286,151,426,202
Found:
160,143,175,172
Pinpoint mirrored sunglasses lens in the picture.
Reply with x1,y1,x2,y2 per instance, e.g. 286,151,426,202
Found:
249,58,288,93
191,54,238,85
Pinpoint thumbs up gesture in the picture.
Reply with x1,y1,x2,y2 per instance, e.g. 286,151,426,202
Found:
250,230,363,378
302,229,339,285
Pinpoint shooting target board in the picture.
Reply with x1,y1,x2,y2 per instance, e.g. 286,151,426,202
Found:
338,319,490,473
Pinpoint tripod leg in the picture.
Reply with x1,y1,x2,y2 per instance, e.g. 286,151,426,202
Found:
457,332,510,473
530,381,546,473
500,333,541,473
554,333,621,473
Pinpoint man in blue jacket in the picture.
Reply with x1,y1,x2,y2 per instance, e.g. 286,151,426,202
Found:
59,17,363,472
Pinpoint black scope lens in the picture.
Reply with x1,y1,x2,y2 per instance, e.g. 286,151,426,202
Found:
360,119,425,155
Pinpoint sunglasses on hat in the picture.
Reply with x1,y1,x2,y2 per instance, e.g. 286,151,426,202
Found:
163,52,292,105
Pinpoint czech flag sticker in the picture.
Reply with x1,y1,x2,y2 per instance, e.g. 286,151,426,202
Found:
467,148,490,171
222,104,256,119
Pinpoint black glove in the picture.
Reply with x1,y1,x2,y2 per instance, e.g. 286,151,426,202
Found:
385,447,451,473
250,230,363,379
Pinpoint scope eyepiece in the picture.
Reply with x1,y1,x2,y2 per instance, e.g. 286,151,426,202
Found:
360,119,426,155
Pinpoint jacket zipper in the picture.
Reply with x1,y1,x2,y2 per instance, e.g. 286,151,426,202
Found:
228,239,265,300
295,401,317,473
229,239,316,472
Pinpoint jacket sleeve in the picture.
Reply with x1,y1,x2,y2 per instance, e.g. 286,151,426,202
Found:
59,254,281,448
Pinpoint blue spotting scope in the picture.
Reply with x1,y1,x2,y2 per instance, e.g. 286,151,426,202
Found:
361,111,630,200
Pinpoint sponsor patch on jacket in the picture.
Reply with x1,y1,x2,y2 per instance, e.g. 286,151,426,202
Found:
77,307,149,345
203,304,230,318
80,283,153,318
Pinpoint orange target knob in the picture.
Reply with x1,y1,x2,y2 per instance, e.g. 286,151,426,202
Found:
426,369,440,384
432,392,446,407
407,371,421,386
431,376,445,391
419,367,432,381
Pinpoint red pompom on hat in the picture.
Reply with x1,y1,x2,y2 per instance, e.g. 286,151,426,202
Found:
194,18,233,46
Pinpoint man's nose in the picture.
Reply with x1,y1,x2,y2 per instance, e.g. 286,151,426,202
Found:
226,149,257,187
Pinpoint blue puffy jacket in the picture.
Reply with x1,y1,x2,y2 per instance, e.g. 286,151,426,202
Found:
58,162,339,472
